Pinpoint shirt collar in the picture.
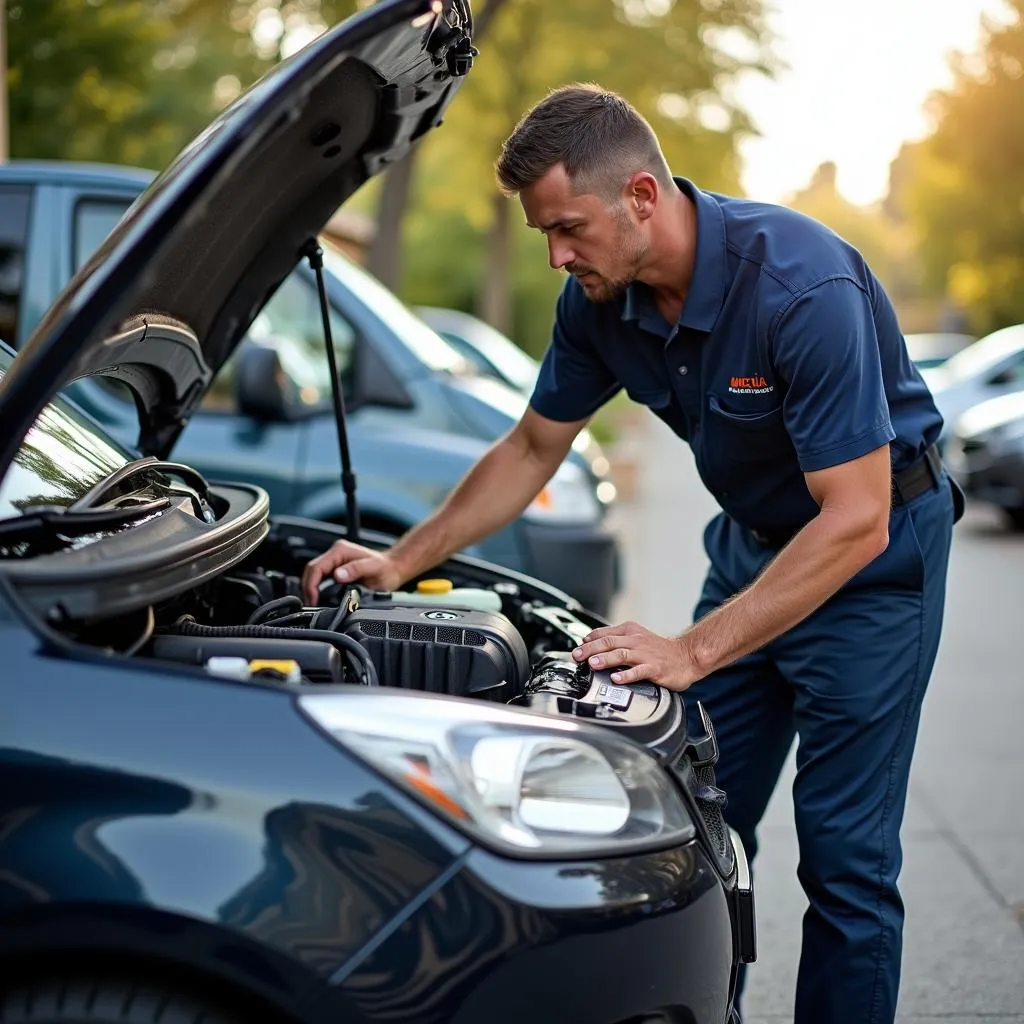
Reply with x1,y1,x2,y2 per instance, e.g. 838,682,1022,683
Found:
621,176,728,334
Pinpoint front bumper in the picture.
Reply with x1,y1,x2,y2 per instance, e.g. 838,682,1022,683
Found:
945,440,1024,510
517,519,621,616
324,839,742,1024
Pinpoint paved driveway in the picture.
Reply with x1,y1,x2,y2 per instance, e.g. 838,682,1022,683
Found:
610,415,1024,1023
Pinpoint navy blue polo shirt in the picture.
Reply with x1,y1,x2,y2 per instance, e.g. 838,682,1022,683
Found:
529,177,943,531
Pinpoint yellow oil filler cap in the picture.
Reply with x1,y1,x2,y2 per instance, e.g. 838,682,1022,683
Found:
417,578,454,594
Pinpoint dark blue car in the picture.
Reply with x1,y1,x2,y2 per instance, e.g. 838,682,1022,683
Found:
0,3,753,1022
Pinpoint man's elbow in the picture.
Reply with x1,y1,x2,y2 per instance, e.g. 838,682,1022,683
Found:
850,505,890,565
823,500,889,567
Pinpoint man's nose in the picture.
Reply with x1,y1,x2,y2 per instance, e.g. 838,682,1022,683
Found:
548,239,574,271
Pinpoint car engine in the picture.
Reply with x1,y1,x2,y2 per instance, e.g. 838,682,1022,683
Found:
134,556,733,874
141,562,682,749
22,526,732,877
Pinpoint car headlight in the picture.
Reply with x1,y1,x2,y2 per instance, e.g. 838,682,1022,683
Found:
524,461,601,525
299,692,694,857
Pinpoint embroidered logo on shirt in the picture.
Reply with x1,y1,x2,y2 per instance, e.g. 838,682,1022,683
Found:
729,375,774,395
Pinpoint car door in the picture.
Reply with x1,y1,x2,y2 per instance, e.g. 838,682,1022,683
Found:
0,184,33,352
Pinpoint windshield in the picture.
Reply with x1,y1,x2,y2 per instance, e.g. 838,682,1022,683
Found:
319,242,468,374
0,349,132,520
936,325,1024,384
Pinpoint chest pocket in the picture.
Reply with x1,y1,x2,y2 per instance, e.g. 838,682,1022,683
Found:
705,393,791,462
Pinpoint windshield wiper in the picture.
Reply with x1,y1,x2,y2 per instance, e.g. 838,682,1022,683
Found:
0,497,172,549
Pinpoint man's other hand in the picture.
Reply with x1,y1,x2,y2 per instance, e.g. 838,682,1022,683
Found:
302,540,402,605
572,620,702,691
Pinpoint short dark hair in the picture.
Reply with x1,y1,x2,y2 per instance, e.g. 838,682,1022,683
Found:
495,84,672,201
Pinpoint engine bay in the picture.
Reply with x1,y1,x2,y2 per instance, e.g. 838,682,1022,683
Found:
19,520,732,877
131,550,683,749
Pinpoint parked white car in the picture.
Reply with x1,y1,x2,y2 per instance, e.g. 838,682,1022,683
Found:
925,323,1024,447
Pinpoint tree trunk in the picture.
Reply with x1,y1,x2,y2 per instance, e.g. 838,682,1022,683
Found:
475,0,538,335
365,0,512,290
477,192,512,332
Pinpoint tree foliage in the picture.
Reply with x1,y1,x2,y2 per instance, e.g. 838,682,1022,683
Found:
6,0,361,168
889,0,1024,335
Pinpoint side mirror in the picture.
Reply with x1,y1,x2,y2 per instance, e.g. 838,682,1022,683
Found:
234,340,305,422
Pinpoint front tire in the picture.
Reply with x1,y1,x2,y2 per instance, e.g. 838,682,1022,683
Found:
0,977,240,1024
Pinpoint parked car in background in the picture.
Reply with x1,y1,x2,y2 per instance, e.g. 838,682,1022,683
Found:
416,305,616,497
923,323,1024,448
904,331,974,373
0,165,620,613
417,305,540,393
945,390,1024,530
0,5,754,1020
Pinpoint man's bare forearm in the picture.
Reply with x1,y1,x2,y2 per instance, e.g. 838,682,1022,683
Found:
387,433,558,583
681,507,889,678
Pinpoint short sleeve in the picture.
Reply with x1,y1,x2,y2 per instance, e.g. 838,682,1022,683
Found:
528,280,621,422
772,278,895,473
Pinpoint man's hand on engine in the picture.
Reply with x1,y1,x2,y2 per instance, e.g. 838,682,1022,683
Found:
302,540,403,605
572,620,703,692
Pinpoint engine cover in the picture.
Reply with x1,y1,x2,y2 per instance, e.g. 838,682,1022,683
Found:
341,604,529,701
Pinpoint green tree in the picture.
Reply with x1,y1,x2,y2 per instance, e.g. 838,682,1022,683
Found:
891,0,1024,335
6,0,362,170
8,1,179,166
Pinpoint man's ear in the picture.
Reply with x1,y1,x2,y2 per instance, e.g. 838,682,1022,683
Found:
627,171,659,220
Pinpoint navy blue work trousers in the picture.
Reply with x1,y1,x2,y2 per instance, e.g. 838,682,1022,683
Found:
685,473,956,1024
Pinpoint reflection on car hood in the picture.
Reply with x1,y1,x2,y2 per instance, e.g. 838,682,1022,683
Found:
955,391,1024,438
0,0,475,484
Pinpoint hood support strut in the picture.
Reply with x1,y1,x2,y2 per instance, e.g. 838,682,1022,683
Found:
304,240,360,544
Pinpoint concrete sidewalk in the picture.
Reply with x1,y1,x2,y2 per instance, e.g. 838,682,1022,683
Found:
608,414,1024,1023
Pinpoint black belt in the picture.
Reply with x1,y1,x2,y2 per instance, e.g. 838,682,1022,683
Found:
750,443,945,548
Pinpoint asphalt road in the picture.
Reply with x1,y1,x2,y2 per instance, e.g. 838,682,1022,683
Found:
609,414,1024,1024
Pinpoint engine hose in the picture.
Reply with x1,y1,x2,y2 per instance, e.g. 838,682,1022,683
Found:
246,594,303,626
170,617,379,687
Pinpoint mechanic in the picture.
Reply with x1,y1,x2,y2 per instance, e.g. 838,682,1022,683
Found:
303,85,962,1023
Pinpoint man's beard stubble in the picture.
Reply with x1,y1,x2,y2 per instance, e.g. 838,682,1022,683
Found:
570,213,649,304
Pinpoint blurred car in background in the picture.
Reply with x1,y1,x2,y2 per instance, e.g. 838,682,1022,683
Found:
904,331,974,372
923,323,1024,448
417,305,616,501
945,390,1024,531
417,305,540,393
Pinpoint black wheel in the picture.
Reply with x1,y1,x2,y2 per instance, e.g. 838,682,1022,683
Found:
1003,506,1024,531
0,977,240,1024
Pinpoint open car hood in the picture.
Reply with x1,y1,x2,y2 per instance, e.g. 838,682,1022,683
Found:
0,0,474,479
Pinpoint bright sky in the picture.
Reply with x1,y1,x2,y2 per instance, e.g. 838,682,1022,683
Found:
732,0,1015,206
